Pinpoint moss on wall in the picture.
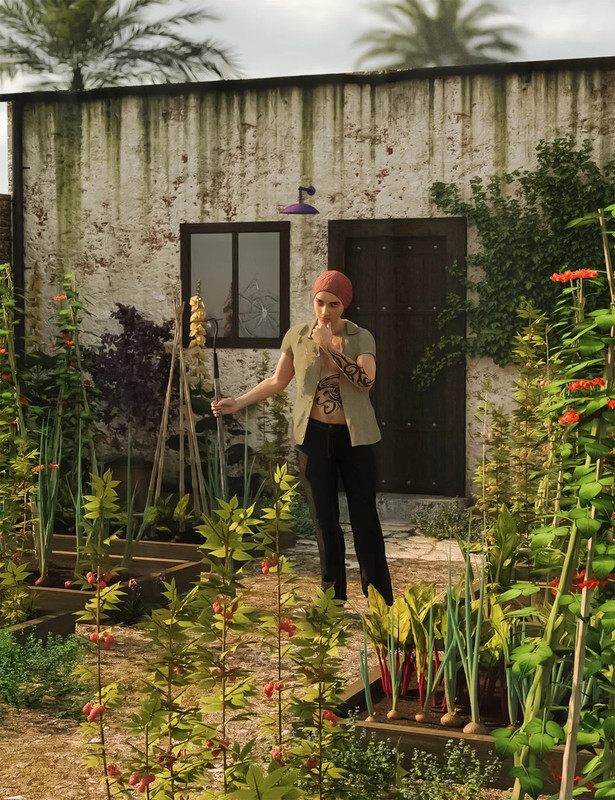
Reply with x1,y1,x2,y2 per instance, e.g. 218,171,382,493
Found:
53,101,82,282
492,74,508,172
301,88,314,183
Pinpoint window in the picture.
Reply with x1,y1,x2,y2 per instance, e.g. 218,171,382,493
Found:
180,222,290,347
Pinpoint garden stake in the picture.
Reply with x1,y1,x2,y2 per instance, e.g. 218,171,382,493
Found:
207,317,228,502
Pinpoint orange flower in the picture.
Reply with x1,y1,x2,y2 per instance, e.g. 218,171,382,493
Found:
0,348,6,354
569,377,606,391
48,463,59,469
63,340,74,346
559,409,581,424
53,295,67,301
550,269,598,283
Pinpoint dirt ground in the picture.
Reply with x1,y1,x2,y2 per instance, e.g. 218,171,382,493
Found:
0,534,510,800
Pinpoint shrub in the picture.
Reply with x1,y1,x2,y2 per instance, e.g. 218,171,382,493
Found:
0,630,84,711
413,503,483,544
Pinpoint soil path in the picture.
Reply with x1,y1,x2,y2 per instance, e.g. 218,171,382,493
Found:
0,530,478,800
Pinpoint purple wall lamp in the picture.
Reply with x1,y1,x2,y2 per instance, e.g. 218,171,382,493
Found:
282,185,319,214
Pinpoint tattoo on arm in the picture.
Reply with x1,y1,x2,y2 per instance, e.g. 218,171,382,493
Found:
327,349,375,389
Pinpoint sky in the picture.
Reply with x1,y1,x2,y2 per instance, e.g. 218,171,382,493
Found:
1,0,614,193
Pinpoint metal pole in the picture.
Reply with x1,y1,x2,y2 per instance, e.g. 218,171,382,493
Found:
208,319,228,501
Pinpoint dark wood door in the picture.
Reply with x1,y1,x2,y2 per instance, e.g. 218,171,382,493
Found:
329,219,466,496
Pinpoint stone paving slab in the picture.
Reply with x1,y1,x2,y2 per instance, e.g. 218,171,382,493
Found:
293,527,468,572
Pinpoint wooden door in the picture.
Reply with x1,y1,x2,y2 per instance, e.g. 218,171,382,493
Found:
329,219,466,496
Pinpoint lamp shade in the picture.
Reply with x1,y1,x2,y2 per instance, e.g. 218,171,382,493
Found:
282,185,319,214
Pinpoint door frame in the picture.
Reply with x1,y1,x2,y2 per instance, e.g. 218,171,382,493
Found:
328,217,467,496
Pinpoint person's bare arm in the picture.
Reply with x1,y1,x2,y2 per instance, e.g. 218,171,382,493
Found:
211,351,295,416
327,349,375,390
311,321,376,390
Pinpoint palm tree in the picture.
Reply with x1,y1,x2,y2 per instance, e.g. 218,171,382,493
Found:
355,0,523,70
0,0,239,91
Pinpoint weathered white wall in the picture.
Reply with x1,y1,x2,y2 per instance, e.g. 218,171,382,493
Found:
16,63,615,492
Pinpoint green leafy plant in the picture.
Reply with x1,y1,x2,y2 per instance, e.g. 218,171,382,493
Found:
416,137,615,386
0,630,84,711
413,503,482,543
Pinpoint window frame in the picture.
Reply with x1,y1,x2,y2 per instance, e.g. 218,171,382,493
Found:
180,221,290,348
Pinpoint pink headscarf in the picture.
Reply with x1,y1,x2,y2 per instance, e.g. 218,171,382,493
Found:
312,270,353,308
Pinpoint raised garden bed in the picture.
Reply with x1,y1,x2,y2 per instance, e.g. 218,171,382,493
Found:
10,542,202,641
340,669,590,793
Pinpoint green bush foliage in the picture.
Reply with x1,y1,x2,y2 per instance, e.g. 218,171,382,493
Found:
0,630,84,711
416,137,615,387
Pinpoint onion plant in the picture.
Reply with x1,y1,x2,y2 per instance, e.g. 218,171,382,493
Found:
451,521,488,734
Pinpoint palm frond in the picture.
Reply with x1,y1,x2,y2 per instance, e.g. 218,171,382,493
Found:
0,0,239,90
355,0,524,70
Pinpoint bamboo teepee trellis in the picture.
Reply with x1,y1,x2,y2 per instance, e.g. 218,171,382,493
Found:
141,295,209,530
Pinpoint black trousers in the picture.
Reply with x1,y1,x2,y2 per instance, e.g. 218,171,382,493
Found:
297,418,393,605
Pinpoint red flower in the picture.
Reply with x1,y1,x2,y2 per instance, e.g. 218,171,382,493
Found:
63,339,74,345
0,347,5,353
608,400,615,409
20,397,28,404
270,748,286,766
53,295,67,301
86,704,105,722
278,618,297,637
569,377,606,391
550,269,598,283
1,373,11,380
48,463,59,469
559,409,581,424
323,709,338,726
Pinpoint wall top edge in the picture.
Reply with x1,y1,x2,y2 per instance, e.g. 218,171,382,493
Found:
2,55,615,105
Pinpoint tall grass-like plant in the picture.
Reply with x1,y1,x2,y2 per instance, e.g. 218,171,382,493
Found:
440,550,462,729
453,523,488,735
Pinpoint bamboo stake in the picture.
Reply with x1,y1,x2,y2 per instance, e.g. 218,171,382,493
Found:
177,331,208,516
178,354,185,533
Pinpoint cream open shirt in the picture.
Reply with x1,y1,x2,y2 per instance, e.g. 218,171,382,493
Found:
280,319,381,447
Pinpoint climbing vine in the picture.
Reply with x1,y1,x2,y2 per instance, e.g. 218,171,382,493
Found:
414,137,615,388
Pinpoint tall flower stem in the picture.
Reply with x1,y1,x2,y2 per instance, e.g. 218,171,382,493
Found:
560,208,615,799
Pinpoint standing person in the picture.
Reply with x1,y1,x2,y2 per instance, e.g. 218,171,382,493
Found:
212,270,393,605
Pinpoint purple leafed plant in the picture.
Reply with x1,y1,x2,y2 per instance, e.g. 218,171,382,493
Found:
90,304,176,455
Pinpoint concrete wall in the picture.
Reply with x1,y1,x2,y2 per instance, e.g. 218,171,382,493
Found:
0,194,10,265
12,61,615,492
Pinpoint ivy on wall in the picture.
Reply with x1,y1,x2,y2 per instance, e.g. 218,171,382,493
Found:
414,137,615,387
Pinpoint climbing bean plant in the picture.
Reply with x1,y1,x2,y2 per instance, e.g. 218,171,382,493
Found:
415,137,615,388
